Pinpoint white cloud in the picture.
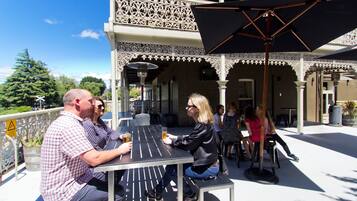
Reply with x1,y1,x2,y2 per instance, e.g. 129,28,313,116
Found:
0,66,14,83
77,29,100,40
44,18,60,25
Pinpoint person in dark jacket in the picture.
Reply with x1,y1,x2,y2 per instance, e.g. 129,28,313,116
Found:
145,93,218,201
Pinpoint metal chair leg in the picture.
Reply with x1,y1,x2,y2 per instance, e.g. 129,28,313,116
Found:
275,148,280,168
235,143,240,168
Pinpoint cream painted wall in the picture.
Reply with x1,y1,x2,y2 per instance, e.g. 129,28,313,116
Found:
157,61,298,126
337,80,357,101
227,64,297,118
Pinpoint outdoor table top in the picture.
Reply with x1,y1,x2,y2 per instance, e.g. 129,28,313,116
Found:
102,111,133,120
93,125,193,172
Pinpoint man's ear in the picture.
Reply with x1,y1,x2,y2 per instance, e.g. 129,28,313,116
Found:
74,98,80,106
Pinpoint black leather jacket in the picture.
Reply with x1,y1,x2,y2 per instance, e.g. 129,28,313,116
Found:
173,123,218,168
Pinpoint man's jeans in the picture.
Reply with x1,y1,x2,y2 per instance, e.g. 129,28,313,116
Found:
71,171,125,201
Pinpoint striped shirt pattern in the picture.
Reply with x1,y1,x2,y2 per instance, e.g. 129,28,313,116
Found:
40,111,94,201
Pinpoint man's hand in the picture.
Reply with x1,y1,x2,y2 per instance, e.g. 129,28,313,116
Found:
118,142,132,155
118,134,124,140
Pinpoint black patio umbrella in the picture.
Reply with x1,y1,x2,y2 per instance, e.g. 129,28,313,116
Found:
191,0,357,183
318,44,357,61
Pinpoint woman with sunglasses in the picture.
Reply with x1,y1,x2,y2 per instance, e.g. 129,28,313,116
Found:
83,97,129,187
83,97,125,150
145,93,218,201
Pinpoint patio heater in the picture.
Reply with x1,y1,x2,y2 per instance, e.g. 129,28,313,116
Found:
127,62,158,113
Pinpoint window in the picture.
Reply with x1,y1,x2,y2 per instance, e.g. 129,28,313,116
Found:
237,79,255,111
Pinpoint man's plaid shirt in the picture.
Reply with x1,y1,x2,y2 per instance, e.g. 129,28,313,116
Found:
40,111,94,201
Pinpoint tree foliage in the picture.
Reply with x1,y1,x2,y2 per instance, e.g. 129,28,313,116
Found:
55,75,77,105
79,76,106,95
129,87,141,99
79,82,102,96
1,49,59,107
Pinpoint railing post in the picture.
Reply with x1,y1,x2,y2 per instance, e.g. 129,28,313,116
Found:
0,123,3,182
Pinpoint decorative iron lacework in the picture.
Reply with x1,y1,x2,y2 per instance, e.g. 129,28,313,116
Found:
116,42,357,81
0,108,62,174
115,0,199,32
331,29,357,46
304,62,357,79
113,0,355,46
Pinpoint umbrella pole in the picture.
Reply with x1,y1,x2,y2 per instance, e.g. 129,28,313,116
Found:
243,12,278,184
259,12,272,173
259,40,270,172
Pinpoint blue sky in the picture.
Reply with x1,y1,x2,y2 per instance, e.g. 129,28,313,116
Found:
0,0,111,85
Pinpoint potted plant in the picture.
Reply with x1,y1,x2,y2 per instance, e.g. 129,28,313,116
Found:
342,101,357,127
21,131,43,171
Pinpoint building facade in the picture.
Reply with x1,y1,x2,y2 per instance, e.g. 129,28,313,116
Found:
105,0,357,132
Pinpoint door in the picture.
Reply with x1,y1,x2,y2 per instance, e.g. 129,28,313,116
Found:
322,91,334,123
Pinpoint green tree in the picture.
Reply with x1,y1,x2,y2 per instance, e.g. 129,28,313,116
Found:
79,82,102,96
79,76,106,95
56,75,77,104
2,49,59,107
129,87,141,99
0,83,7,107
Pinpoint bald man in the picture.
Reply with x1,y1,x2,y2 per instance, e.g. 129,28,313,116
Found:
41,89,132,201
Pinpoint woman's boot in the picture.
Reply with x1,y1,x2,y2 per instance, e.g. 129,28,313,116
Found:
283,145,299,161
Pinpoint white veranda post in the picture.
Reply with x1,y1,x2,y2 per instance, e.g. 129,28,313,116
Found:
111,48,118,128
295,54,306,135
217,54,228,108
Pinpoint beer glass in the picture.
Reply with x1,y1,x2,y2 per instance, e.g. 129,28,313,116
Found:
161,127,167,140
123,132,132,143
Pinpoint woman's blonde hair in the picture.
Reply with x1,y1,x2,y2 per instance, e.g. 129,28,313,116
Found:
189,93,213,124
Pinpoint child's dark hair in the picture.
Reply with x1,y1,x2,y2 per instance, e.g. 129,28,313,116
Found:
215,104,224,113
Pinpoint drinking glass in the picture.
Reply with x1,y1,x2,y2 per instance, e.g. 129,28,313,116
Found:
123,132,132,142
161,127,167,140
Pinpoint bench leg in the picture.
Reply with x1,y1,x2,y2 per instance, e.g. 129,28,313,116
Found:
230,186,234,201
199,190,204,201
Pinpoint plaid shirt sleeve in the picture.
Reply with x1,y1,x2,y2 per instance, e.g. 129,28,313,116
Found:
62,126,93,159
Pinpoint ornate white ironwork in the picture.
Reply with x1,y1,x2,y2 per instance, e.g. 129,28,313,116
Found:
116,42,206,73
304,62,357,79
116,42,357,81
0,108,62,174
113,0,355,46
115,0,201,31
330,28,357,46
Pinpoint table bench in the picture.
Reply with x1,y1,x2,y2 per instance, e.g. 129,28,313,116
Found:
191,174,234,201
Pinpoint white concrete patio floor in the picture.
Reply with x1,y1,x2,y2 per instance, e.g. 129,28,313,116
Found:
0,124,356,201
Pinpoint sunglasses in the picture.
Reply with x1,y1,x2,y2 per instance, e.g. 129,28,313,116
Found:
185,104,197,110
97,104,105,111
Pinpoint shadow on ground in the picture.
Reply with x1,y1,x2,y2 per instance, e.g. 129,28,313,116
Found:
320,172,357,201
287,133,357,158
225,151,324,192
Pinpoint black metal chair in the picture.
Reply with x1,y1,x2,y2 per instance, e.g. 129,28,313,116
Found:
250,138,280,175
